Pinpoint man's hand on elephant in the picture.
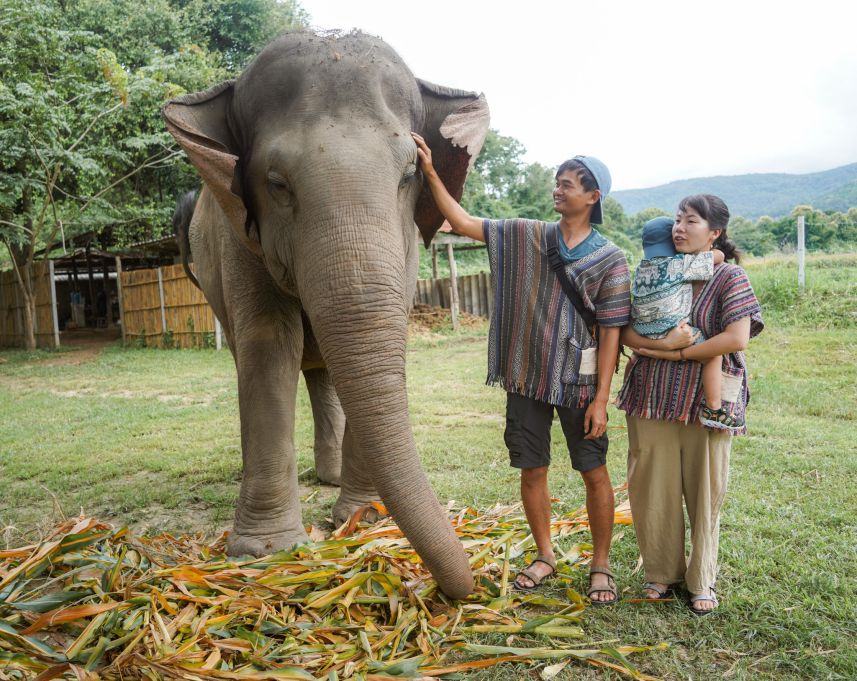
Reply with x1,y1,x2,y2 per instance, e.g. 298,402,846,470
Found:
411,133,438,179
410,132,485,242
583,399,608,440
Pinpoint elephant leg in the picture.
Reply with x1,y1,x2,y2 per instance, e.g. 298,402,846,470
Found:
226,302,308,557
303,367,344,486
332,422,382,527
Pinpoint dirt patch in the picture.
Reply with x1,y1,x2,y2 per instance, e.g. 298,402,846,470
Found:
42,328,122,367
408,304,487,336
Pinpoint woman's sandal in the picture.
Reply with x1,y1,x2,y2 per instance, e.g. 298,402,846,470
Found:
587,566,618,606
689,588,719,616
512,555,557,592
642,582,674,601
699,401,744,431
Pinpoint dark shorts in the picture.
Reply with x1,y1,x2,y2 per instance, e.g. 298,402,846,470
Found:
504,392,608,473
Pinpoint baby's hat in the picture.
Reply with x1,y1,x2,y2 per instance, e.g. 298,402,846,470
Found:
642,216,676,258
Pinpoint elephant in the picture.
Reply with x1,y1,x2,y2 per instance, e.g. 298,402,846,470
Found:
174,190,344,486
162,30,489,599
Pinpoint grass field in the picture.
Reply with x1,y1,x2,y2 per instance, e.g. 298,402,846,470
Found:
1,255,855,679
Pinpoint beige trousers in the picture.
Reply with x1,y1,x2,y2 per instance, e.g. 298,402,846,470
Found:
626,415,732,595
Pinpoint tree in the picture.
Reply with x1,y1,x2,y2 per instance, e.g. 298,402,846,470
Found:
731,216,773,256
461,129,529,218
178,0,309,71
624,207,671,244
507,162,556,220
1,0,307,348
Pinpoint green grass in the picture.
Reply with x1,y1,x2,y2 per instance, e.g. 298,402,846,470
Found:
1,255,855,679
743,253,857,328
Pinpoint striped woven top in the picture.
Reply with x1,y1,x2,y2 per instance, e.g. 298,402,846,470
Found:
483,219,631,408
616,263,764,434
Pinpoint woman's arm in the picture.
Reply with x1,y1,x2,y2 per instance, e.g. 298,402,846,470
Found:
411,133,485,242
621,323,695,350
634,316,751,362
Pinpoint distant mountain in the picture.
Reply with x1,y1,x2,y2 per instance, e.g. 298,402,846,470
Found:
612,163,857,219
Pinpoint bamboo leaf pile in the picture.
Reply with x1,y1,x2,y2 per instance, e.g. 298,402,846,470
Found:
0,497,665,679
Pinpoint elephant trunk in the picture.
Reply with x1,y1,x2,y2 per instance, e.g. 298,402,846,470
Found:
296,205,474,600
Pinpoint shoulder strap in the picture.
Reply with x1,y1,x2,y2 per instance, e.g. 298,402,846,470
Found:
546,226,597,333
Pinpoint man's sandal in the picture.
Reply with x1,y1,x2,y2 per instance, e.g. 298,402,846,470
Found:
512,555,557,592
699,401,744,431
689,588,719,616
642,582,674,601
587,566,618,606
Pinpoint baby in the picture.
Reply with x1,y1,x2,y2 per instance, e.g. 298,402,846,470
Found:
631,216,742,431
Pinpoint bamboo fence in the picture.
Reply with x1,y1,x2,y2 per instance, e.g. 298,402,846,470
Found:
119,264,218,349
115,258,492,350
0,262,59,349
414,271,492,319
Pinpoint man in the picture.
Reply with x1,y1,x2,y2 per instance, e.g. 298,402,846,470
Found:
412,133,630,604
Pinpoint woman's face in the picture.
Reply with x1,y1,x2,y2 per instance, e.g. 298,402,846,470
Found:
673,207,721,253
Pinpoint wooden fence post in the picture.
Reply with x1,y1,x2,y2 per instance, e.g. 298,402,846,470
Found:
30,266,39,340
431,244,438,280
48,260,60,349
215,317,223,350
14,276,22,346
156,267,167,337
482,271,492,320
115,257,126,346
446,243,459,331
797,215,806,293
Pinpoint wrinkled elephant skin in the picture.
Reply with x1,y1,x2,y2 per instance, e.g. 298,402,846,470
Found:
163,31,489,599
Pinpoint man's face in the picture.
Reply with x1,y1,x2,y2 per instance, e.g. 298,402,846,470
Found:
553,170,598,217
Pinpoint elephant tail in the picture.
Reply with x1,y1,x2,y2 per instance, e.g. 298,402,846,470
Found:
172,189,201,290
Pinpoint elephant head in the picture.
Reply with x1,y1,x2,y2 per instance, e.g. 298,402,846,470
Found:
163,31,488,599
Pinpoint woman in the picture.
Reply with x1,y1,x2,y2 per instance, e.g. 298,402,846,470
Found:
617,194,763,615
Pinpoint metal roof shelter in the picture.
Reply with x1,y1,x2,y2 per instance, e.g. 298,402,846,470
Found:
1,234,182,349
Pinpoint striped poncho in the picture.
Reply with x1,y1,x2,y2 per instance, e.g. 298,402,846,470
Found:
617,263,764,434
483,219,631,408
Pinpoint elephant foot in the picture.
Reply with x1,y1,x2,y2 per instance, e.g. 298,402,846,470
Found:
226,527,310,557
315,465,341,487
332,495,386,529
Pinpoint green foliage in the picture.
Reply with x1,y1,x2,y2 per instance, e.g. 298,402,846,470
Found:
0,0,308,260
461,129,556,221
179,0,309,71
418,247,488,279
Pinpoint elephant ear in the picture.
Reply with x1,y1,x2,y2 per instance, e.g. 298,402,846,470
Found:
415,80,490,247
162,81,263,256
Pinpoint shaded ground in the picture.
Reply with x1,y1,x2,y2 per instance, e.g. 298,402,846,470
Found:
50,327,122,365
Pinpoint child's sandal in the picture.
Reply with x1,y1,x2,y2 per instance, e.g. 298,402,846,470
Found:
700,401,744,431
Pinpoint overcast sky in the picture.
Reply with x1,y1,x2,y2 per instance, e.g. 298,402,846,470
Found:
298,0,857,191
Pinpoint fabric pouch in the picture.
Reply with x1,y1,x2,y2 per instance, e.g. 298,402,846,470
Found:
562,337,598,385
720,368,744,403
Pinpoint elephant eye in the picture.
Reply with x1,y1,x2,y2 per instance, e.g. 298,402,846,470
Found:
267,171,292,192
400,162,419,188
267,171,295,206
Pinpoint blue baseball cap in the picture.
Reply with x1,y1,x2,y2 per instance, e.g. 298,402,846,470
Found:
642,216,677,258
572,155,611,224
